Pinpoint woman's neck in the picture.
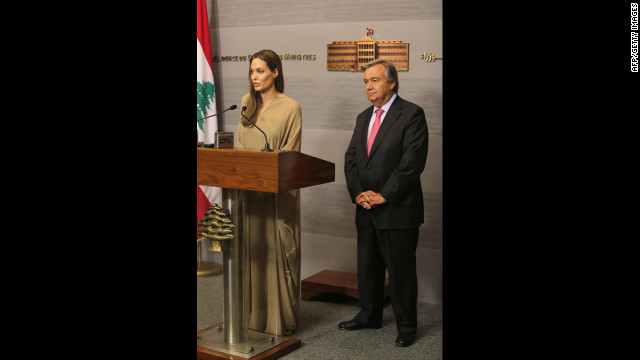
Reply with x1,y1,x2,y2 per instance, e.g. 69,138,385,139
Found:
259,88,281,112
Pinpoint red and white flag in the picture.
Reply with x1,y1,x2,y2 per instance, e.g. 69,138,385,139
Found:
197,0,222,223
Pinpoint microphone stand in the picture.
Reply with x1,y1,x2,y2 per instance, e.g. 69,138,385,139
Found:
197,104,238,121
197,105,238,148
241,106,273,152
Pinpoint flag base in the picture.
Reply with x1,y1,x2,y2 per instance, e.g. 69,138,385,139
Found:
197,261,222,277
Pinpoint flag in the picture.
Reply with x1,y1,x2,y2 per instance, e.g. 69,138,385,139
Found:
197,0,222,223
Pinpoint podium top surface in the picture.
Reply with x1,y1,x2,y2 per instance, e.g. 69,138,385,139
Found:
197,147,335,193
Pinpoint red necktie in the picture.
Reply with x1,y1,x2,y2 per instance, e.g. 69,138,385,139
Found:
367,108,384,155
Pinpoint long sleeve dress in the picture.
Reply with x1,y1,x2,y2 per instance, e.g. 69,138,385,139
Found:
237,93,302,336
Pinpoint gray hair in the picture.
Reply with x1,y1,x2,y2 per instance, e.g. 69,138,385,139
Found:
363,59,399,93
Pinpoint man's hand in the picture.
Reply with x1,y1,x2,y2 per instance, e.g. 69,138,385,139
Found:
355,192,372,209
356,191,387,209
363,191,386,207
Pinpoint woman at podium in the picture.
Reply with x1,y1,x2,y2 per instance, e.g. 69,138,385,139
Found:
237,49,302,336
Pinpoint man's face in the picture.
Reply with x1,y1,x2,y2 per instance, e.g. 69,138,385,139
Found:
363,64,396,108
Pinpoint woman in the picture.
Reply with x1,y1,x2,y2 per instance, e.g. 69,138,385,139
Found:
237,49,302,336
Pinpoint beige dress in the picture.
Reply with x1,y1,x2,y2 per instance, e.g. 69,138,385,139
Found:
237,93,302,336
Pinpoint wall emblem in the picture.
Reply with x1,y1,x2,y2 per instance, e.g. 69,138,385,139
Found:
327,29,409,71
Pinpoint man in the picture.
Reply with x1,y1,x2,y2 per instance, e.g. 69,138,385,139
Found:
341,59,429,347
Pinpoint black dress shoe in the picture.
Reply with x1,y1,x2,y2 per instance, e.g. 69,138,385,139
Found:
338,319,382,331
338,320,367,331
395,333,416,347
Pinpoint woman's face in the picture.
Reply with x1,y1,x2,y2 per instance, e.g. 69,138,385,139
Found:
250,58,278,93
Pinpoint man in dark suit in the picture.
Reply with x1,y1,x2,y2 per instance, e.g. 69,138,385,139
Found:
340,59,429,348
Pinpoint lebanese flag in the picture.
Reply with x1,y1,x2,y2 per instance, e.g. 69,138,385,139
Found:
197,0,222,224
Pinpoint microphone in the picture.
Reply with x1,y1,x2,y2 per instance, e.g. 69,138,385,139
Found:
241,106,273,152
196,104,238,121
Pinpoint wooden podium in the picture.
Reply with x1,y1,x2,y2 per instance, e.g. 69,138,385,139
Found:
197,147,335,193
197,147,334,360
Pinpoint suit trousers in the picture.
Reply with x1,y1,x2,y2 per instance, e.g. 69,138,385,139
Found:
354,224,419,335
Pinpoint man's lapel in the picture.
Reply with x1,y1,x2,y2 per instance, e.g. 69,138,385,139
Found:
367,96,402,160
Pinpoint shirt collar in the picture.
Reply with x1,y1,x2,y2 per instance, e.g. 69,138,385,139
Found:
374,93,397,115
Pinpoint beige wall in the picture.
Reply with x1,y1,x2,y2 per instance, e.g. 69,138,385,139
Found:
205,0,442,304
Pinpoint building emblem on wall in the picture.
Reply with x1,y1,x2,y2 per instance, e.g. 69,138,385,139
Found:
327,29,409,71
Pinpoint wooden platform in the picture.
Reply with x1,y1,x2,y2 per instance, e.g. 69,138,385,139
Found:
197,324,300,360
300,269,389,301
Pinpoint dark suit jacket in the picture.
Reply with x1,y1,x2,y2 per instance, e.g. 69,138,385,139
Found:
344,95,429,229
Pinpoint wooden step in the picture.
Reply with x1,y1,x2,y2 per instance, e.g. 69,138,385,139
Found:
301,269,389,301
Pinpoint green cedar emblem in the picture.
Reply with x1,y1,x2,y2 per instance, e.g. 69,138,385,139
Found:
197,81,215,132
